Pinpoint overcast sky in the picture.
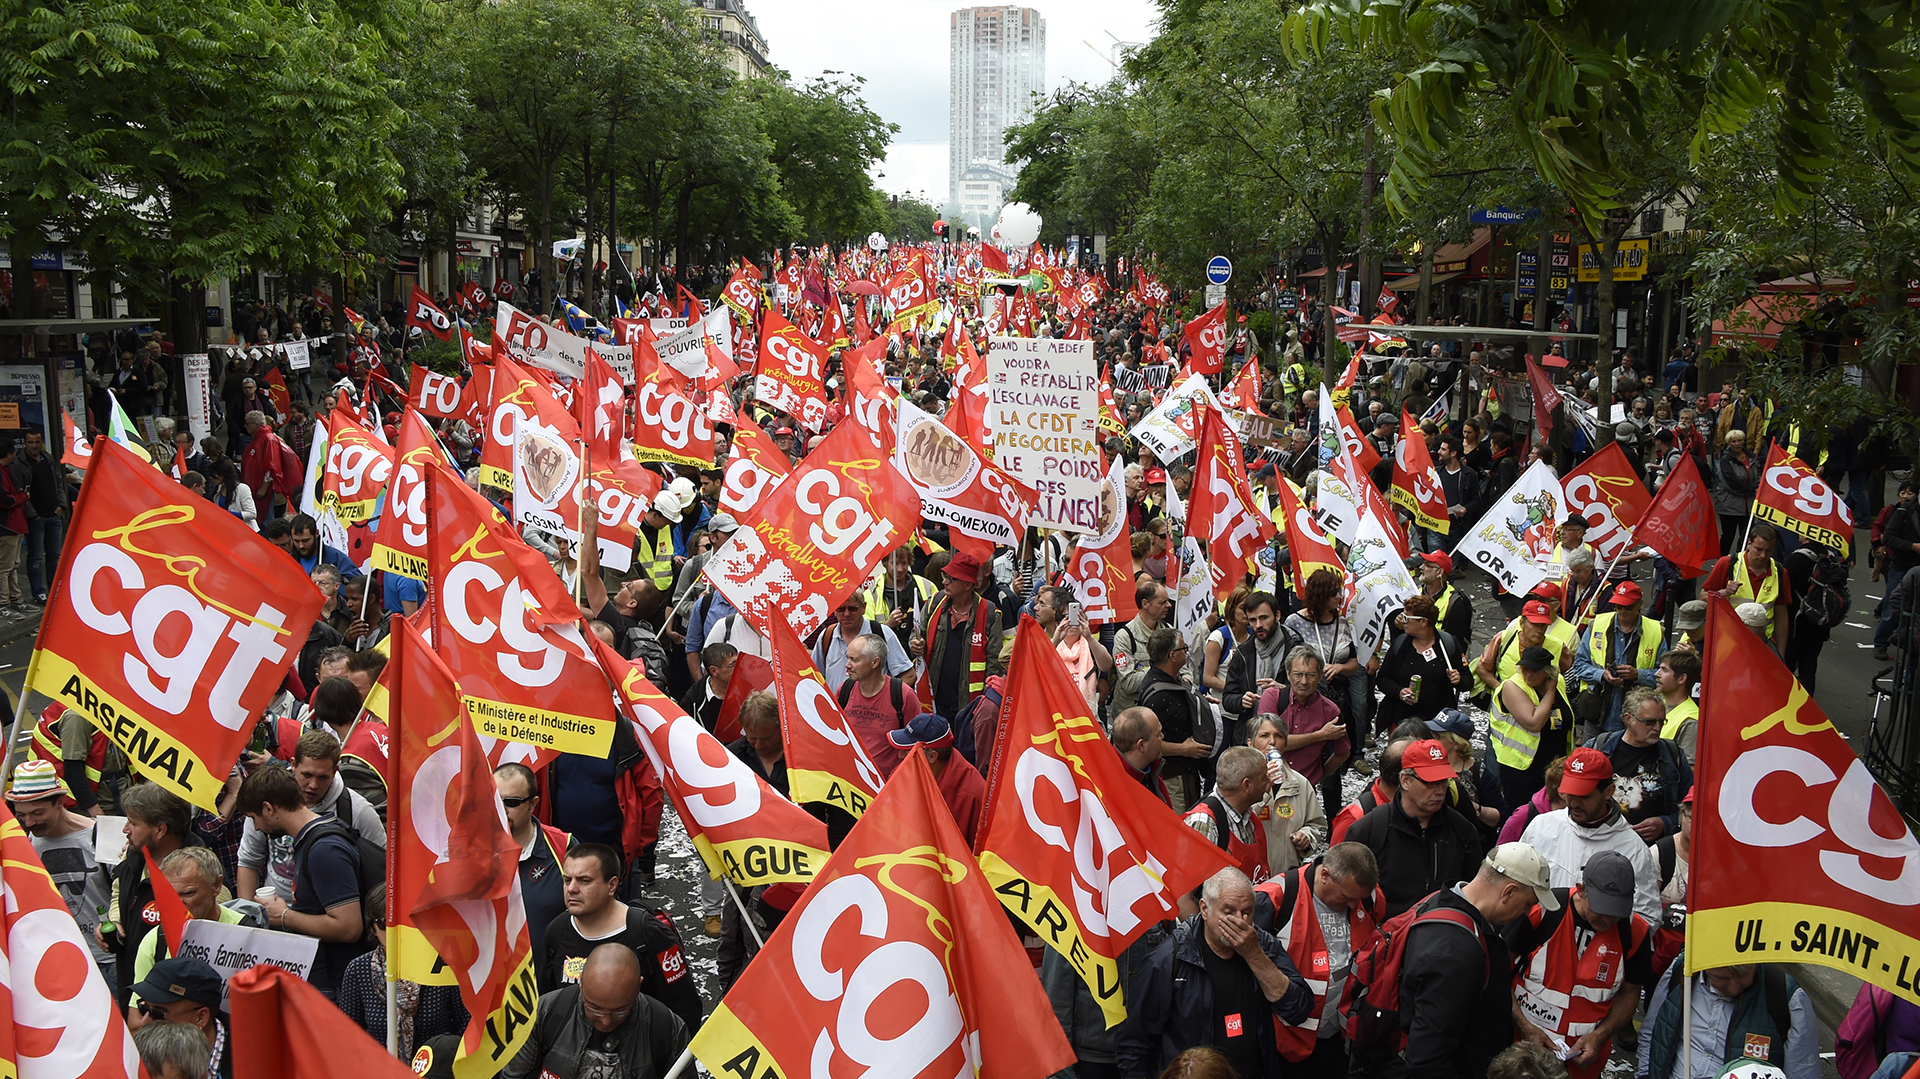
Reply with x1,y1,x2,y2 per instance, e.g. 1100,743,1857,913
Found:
751,0,1162,207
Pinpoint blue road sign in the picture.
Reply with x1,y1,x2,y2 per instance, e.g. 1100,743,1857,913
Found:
1206,256,1232,285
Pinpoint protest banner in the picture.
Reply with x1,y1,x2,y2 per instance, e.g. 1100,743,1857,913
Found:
1129,374,1219,462
1753,444,1855,556
178,920,318,1008
283,339,311,371
1451,459,1565,597
492,300,633,382
657,305,732,382
988,336,1101,532
184,353,213,445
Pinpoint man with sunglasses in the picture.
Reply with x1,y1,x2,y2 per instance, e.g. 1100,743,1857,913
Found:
504,944,688,1079
495,763,572,965
128,958,228,1079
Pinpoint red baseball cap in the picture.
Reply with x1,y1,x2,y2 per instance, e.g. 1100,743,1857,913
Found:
1610,580,1644,606
1521,600,1554,625
1417,551,1453,577
1144,467,1168,485
942,551,982,585
1559,747,1615,796
1529,581,1564,602
1403,739,1455,783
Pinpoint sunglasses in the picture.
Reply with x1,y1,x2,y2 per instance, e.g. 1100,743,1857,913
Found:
499,795,535,808
137,1002,174,1022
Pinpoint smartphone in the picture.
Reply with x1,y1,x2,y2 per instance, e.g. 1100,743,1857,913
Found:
1068,602,1086,627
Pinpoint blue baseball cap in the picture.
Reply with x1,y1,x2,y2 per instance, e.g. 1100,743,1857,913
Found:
889,713,955,750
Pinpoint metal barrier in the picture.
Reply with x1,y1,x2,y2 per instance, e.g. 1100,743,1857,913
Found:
1865,584,1920,814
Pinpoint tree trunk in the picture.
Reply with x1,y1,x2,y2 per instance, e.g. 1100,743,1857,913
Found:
1358,129,1376,320
581,134,595,307
538,172,554,315
1528,226,1553,362
168,276,206,355
1417,252,1433,325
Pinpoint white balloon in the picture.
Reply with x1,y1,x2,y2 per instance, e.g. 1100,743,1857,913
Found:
997,201,1043,246
867,231,889,251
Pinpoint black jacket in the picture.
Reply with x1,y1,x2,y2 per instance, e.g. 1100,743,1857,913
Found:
1396,887,1513,1079
1343,796,1483,918
501,985,688,1079
1114,915,1313,1078
1221,626,1304,731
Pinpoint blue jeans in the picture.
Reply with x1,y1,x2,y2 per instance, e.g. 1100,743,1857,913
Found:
25,514,63,600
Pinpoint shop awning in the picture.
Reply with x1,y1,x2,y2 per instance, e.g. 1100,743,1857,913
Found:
1710,291,1823,350
1297,262,1354,279
1385,272,1461,291
1431,229,1491,265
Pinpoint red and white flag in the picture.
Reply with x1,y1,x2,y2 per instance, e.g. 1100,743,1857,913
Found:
1180,302,1230,377
405,285,454,341
762,617,886,819
319,411,396,526
1389,409,1449,533
1527,356,1562,442
371,410,446,581
755,308,831,431
1189,404,1274,602
1636,450,1720,579
63,412,93,470
704,419,920,638
1561,442,1652,566
424,464,619,760
1059,456,1139,627
1276,475,1344,584
25,438,322,810
409,364,465,420
0,800,138,1079
688,751,1076,1079
592,634,830,884
384,616,539,1079
1753,443,1854,557
1689,596,1920,1003
977,618,1236,1027
718,412,792,520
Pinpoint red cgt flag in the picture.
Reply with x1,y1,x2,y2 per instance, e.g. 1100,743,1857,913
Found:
145,847,190,955
1389,408,1450,533
385,617,540,1078
25,438,322,810
1562,442,1652,566
1189,404,1274,603
1635,449,1720,579
717,411,791,521
762,617,886,820
977,618,1237,1028
1059,455,1139,628
591,634,830,886
1688,596,1920,1001
1180,301,1230,377
688,750,1075,1079
319,411,396,526
1527,356,1562,442
703,418,920,638
424,462,620,760
371,409,445,582
1753,443,1855,557
1276,474,1345,584
0,800,139,1079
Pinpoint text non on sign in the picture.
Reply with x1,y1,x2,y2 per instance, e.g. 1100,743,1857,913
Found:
987,337,1100,533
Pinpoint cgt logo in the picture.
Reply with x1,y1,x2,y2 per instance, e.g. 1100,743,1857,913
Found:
407,744,527,988
1720,744,1919,904
1765,464,1846,522
720,454,782,517
635,382,712,450
790,675,887,794
1015,744,1172,940
623,676,762,829
1393,438,1439,505
1197,320,1227,354
69,541,291,727
386,454,435,551
1206,472,1267,559
765,332,824,382
790,874,972,1077
325,434,393,503
796,469,898,564
442,561,592,687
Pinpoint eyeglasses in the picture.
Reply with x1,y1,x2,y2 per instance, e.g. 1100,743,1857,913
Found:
499,795,534,808
582,1000,633,1022
137,1002,175,1022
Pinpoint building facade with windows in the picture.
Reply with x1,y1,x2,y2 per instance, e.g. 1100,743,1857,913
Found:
689,0,770,80
950,6,1045,229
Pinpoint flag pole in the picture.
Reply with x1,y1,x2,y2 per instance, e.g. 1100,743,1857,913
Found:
725,877,765,949
573,437,590,609
1682,957,1694,1079
661,1046,696,1079
386,961,399,1056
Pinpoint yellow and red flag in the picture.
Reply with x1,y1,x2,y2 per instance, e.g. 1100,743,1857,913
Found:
371,409,445,581
716,411,791,521
26,438,322,809
424,463,618,759
319,411,396,525
1753,443,1854,557
1059,455,1139,628
689,750,1075,1079
977,618,1237,1027
1561,442,1651,565
591,634,829,886
1389,408,1449,533
385,616,539,1079
762,617,886,820
1689,596,1920,1002
1276,474,1344,584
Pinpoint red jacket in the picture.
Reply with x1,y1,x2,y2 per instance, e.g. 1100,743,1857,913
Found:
240,427,303,501
0,463,27,536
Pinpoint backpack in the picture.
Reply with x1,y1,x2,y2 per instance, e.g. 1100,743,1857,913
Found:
1836,984,1895,1079
1338,890,1485,1051
951,675,1004,769
837,676,905,729
292,815,385,898
1111,625,1151,714
1798,548,1851,629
